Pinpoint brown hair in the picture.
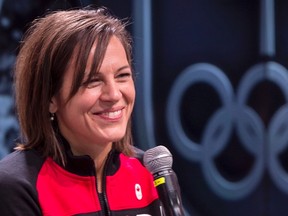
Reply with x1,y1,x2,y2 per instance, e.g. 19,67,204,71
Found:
14,7,134,164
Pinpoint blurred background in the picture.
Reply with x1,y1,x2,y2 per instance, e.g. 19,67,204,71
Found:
1,0,288,215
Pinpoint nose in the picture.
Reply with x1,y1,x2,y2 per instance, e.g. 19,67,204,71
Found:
99,81,122,102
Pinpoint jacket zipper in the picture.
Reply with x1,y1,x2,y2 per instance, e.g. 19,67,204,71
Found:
96,151,113,216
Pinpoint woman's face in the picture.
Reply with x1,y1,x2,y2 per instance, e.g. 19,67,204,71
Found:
49,36,135,155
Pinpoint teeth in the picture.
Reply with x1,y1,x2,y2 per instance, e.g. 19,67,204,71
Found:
103,110,121,118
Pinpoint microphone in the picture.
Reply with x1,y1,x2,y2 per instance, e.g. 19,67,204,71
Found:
143,145,185,216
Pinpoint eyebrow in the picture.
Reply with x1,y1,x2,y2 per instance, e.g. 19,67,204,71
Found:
88,65,131,77
116,65,131,72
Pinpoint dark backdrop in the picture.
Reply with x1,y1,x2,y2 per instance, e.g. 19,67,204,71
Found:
1,0,288,215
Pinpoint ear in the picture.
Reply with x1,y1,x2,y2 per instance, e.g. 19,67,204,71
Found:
49,96,58,113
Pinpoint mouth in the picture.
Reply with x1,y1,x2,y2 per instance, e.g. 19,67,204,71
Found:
95,108,124,120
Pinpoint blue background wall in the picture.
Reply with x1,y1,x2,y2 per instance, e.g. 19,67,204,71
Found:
1,0,288,215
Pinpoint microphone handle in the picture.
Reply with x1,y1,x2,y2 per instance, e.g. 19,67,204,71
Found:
153,169,185,216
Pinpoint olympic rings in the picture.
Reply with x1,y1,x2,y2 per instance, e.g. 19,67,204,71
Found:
166,61,288,199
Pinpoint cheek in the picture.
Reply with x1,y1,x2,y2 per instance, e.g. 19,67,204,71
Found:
59,91,97,114
128,82,136,101
125,91,135,120
69,94,97,111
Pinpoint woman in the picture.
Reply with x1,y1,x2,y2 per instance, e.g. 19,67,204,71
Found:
0,7,163,215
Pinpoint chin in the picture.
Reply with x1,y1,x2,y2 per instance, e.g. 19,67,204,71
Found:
99,128,127,143
111,136,125,142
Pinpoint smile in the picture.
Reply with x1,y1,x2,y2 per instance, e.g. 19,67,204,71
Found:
97,109,123,120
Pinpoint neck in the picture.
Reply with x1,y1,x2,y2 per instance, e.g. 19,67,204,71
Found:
92,144,113,193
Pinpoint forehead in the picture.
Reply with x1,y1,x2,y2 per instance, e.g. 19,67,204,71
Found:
66,35,128,80
86,36,128,70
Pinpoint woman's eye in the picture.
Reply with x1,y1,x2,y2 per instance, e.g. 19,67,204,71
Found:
90,78,101,83
84,78,101,88
117,72,131,79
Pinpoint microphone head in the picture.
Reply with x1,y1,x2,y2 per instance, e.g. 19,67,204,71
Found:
143,145,173,173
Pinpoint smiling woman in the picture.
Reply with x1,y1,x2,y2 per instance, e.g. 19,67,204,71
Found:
0,7,163,215
50,35,135,155
49,35,136,192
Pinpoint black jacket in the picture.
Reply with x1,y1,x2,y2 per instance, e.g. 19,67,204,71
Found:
0,148,163,215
